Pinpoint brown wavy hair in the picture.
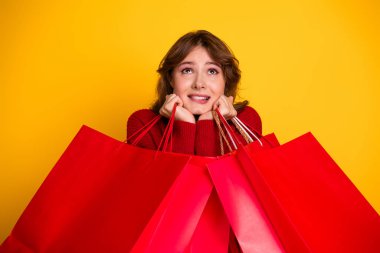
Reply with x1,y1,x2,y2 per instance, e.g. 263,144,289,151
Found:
151,30,248,113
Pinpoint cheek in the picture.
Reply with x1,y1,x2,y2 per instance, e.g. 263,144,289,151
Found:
219,84,226,95
171,76,181,92
172,77,192,95
172,83,187,97
212,80,226,95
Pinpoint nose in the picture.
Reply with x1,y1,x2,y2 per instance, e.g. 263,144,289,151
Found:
192,73,206,89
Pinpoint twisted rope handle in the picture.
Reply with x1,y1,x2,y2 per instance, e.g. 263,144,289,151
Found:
213,109,265,155
231,117,263,147
212,111,233,155
231,117,253,143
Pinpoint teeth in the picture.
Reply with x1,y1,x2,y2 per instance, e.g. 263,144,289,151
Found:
191,95,209,100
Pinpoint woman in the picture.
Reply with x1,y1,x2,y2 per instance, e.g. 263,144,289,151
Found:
127,30,262,156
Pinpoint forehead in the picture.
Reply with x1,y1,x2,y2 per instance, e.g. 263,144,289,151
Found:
184,46,211,59
179,46,220,66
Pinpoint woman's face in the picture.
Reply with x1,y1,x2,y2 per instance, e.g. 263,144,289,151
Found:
171,46,225,115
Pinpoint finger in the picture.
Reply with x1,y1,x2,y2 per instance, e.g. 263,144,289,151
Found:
159,107,169,117
213,99,221,111
213,96,224,110
218,95,229,110
166,94,177,103
160,95,178,117
166,94,175,100
228,96,234,109
165,96,182,112
228,96,236,116
216,95,237,119
175,96,184,107
221,95,231,109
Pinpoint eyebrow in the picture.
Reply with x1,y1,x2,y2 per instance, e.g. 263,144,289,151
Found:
177,61,221,67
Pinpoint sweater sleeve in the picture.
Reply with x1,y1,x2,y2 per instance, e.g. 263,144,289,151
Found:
236,106,262,135
127,109,162,150
195,120,220,156
172,121,196,154
127,106,262,156
127,109,196,154
194,106,262,156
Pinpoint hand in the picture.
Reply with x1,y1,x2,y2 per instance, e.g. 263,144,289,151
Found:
159,94,195,123
212,95,237,120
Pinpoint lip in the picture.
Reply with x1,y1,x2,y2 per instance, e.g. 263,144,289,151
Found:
188,94,210,104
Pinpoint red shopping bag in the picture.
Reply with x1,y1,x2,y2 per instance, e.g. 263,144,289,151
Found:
125,106,231,252
184,189,231,253
130,154,218,252
207,110,288,253
208,135,289,253
0,125,193,253
209,110,380,252
1,104,225,253
240,132,380,253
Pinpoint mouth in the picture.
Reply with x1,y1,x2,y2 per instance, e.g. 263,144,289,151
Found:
188,94,210,102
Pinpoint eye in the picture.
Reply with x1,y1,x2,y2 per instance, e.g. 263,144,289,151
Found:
208,68,219,75
181,68,193,74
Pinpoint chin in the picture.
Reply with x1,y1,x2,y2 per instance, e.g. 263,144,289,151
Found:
184,105,207,115
184,102,213,115
190,108,210,115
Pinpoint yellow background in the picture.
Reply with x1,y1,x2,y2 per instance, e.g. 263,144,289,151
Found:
1,0,379,242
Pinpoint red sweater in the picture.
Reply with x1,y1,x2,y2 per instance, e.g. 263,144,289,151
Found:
127,106,262,156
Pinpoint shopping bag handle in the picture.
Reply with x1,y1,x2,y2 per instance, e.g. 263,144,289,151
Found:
126,104,177,152
213,110,235,154
213,109,243,152
157,103,177,152
231,117,263,146
213,109,270,154
231,117,277,148
127,115,162,146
